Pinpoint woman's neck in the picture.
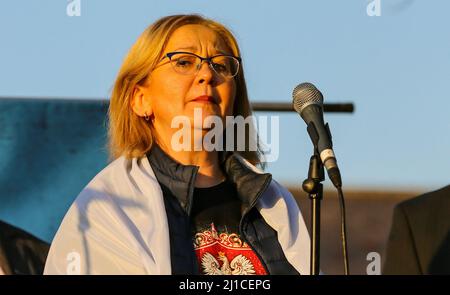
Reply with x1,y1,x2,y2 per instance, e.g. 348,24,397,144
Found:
155,138,226,188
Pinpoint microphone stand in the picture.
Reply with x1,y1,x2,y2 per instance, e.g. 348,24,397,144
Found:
302,123,325,275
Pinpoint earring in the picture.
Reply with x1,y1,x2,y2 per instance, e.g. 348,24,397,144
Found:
144,112,150,121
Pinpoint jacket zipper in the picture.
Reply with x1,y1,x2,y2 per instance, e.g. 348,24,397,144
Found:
238,175,272,274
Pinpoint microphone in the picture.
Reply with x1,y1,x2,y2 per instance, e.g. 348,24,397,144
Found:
292,82,342,188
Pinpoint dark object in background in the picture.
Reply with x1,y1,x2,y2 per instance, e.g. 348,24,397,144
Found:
383,185,450,274
0,220,50,275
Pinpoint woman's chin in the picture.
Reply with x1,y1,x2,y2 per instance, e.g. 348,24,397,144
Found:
184,107,223,124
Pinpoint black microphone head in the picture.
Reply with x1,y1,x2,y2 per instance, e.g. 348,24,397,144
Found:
292,82,324,114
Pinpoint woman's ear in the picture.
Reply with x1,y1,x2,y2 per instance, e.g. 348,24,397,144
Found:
131,85,153,117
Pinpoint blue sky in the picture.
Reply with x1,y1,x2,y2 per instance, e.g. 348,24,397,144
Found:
1,0,449,191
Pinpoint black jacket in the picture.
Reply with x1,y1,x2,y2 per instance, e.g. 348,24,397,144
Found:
147,144,299,275
383,185,450,274
0,220,49,275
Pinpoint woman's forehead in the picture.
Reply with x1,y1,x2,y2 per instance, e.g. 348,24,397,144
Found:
165,24,231,54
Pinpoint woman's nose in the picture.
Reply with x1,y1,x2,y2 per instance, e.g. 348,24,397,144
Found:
195,61,215,84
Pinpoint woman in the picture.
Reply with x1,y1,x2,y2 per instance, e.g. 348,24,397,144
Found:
44,14,310,275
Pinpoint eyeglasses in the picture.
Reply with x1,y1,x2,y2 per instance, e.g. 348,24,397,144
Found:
161,51,241,79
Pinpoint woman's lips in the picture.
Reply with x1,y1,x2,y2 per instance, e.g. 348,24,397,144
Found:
191,95,215,103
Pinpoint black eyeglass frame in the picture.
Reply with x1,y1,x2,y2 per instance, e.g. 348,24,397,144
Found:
160,51,242,78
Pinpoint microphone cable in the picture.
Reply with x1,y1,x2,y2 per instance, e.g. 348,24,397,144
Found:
337,185,350,275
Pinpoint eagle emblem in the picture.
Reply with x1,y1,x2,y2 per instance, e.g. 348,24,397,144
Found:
201,251,256,275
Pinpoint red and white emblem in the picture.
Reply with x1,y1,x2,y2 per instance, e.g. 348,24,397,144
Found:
193,223,267,275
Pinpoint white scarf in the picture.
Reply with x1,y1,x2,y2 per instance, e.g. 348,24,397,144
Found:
44,155,311,275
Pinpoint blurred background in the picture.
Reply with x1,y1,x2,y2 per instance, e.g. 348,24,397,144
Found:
1,0,449,274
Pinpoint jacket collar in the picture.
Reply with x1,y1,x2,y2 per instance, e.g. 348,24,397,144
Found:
146,144,272,217
0,220,49,275
0,236,12,275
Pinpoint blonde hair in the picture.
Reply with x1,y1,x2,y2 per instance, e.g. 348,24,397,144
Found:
107,14,264,166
